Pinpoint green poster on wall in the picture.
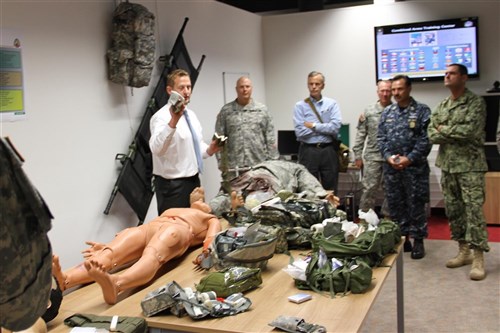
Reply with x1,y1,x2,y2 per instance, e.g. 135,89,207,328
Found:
1,45,25,121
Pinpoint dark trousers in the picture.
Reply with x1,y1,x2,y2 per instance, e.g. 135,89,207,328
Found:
154,174,200,215
298,143,339,193
383,165,429,239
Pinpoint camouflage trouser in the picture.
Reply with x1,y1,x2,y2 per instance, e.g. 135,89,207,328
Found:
383,164,429,239
209,190,232,217
359,160,388,216
441,171,490,252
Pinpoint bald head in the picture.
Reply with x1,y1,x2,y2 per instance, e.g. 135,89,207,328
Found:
236,76,253,106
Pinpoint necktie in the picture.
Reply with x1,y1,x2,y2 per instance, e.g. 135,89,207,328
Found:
184,111,203,174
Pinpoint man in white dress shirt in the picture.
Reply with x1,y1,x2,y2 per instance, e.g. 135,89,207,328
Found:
149,69,220,214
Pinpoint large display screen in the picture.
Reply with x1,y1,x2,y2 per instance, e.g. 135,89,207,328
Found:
374,17,479,82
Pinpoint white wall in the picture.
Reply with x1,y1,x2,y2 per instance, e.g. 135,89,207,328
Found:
261,0,499,207
1,0,499,269
0,0,265,269
262,0,500,140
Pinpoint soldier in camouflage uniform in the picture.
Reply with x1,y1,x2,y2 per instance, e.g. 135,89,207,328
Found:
215,76,279,183
377,75,431,260
428,64,489,281
0,137,53,331
352,80,392,216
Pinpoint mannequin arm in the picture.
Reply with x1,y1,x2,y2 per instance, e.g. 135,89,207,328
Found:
202,216,222,251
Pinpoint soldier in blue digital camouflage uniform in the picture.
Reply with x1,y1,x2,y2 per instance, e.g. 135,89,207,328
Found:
215,76,279,183
377,75,431,260
428,63,489,280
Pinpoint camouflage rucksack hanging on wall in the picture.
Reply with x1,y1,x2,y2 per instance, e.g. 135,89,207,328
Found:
107,2,155,87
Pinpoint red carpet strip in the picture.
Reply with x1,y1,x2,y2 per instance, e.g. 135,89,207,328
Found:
427,215,500,242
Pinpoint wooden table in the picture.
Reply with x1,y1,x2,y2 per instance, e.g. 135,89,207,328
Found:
48,241,404,333
484,172,500,224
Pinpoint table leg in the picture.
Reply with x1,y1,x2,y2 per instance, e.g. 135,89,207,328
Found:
396,248,405,333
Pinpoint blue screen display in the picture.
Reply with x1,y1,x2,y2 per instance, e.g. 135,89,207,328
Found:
374,17,479,82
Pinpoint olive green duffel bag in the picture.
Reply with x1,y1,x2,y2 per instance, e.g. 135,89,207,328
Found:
196,266,262,298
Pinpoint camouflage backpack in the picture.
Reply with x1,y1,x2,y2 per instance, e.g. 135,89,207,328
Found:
210,222,277,270
254,199,338,251
255,198,336,229
107,2,155,87
224,200,338,253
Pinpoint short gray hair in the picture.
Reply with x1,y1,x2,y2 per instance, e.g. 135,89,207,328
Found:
308,71,325,83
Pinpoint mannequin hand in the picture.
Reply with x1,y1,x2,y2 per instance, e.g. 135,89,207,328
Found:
82,241,106,259
193,248,212,269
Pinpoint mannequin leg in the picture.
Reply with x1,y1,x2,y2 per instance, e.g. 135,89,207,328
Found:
86,223,192,304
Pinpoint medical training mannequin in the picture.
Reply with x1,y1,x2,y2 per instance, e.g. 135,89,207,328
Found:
52,187,221,305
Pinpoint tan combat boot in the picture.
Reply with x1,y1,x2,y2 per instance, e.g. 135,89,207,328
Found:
446,241,473,268
469,249,486,281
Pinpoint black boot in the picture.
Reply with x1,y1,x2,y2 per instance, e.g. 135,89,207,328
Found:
403,235,412,252
411,238,425,259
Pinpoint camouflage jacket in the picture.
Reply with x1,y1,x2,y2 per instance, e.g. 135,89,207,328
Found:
428,88,488,173
377,98,432,168
209,160,329,216
215,99,279,179
231,160,328,198
0,137,53,331
352,101,386,162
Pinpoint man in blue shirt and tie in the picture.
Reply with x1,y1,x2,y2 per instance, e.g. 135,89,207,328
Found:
293,71,343,194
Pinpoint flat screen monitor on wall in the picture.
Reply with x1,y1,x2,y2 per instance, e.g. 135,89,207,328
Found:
277,125,350,156
278,130,300,156
374,17,479,82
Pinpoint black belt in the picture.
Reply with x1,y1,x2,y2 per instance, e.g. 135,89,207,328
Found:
302,142,333,148
154,174,199,182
